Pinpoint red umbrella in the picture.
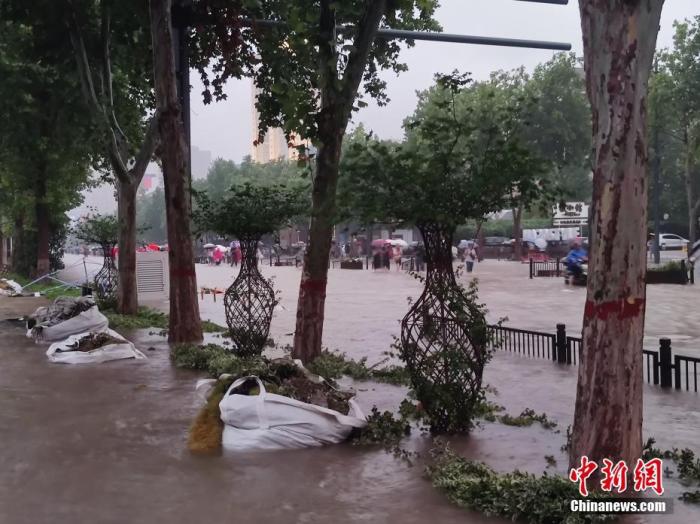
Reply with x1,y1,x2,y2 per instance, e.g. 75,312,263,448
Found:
147,243,161,251
371,238,391,248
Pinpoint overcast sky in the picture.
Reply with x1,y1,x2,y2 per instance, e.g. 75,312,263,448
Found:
189,0,699,163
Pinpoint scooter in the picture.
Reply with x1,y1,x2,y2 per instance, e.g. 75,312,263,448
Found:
564,262,588,286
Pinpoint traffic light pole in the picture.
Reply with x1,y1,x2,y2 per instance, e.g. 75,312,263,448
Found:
171,0,571,188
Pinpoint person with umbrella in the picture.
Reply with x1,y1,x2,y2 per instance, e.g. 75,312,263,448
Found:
465,241,477,273
370,238,386,270
382,243,392,270
457,239,469,261
391,239,407,271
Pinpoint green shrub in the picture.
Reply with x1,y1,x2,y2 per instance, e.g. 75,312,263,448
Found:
104,306,168,330
103,306,226,332
306,350,372,380
499,408,558,430
643,437,700,502
306,350,411,385
171,343,227,371
428,447,616,523
351,406,411,446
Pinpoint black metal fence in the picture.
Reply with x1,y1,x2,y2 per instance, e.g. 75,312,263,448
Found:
529,258,562,278
488,324,556,360
487,323,699,393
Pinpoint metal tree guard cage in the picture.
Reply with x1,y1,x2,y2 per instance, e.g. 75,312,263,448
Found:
400,223,488,432
224,237,275,356
93,242,118,303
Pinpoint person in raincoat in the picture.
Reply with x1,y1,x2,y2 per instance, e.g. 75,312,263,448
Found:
465,243,477,273
564,240,588,279
212,246,224,266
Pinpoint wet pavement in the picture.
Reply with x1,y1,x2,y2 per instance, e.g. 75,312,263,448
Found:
0,296,495,524
0,257,696,523
186,255,700,358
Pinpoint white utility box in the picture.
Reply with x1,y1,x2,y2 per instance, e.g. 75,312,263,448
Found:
136,251,169,302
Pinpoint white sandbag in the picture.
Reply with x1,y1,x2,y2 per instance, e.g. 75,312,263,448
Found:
29,305,108,342
0,279,23,296
219,376,366,451
46,329,146,364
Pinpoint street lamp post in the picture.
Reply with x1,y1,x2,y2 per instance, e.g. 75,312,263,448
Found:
653,129,661,265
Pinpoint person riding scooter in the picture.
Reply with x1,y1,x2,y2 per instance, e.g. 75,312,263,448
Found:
565,240,588,284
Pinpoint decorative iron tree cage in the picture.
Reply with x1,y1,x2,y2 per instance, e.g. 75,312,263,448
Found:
224,237,275,356
400,223,488,433
93,242,118,303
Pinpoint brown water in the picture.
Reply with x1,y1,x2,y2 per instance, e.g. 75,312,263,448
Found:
1,257,697,523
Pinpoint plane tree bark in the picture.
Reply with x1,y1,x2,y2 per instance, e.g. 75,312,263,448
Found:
570,0,665,470
149,0,203,344
293,0,389,362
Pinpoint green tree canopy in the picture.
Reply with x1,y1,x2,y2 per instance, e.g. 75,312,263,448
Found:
191,0,440,143
651,17,700,241
195,182,308,240
339,73,546,229
0,11,99,274
73,213,119,247
193,157,309,197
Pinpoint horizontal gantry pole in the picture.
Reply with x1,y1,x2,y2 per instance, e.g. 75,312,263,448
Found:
516,0,569,5
244,19,572,52
374,28,571,51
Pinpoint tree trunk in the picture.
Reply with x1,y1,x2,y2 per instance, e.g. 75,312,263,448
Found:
0,232,5,267
571,0,664,470
474,220,486,262
117,178,139,314
290,0,387,363
35,172,50,276
685,131,697,247
149,0,203,344
511,205,523,261
11,214,24,274
292,132,343,362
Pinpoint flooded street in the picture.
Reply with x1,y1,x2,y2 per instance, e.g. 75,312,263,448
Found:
0,256,697,522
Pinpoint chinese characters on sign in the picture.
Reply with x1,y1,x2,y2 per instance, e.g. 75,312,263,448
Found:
569,456,664,497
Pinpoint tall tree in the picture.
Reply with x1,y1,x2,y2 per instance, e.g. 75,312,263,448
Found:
570,0,664,470
150,0,203,343
654,18,700,246
0,11,96,276
490,54,592,256
65,0,159,314
647,67,687,234
340,74,545,237
191,0,440,362
525,53,592,201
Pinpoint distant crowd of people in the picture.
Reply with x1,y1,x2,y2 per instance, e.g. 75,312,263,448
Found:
372,243,406,271
201,241,265,267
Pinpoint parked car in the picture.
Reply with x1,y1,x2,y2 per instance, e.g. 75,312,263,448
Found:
648,233,689,250
484,236,511,246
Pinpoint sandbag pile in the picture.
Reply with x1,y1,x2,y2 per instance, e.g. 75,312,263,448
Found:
46,328,146,364
197,360,366,451
0,278,23,296
25,296,146,364
26,296,108,342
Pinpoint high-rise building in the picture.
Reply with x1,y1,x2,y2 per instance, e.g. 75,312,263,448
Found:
250,85,309,163
191,145,213,180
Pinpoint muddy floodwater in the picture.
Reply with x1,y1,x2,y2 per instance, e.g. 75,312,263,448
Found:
0,255,697,523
